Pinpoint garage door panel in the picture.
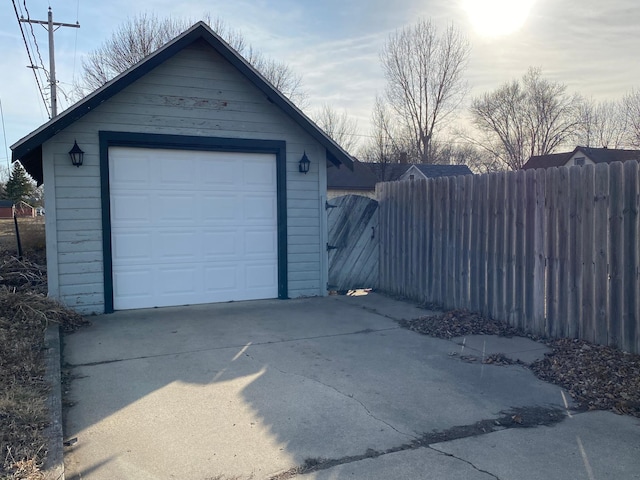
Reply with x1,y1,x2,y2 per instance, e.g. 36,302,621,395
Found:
112,232,154,263
244,195,277,221
111,155,150,185
244,230,277,255
201,195,237,220
157,195,199,222
159,160,195,185
111,194,152,223
203,231,240,257
110,147,279,310
244,161,277,188
204,265,240,291
113,269,154,301
157,267,200,295
245,263,278,288
200,159,236,186
155,231,199,261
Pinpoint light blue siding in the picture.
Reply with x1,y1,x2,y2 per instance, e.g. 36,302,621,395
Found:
44,41,327,313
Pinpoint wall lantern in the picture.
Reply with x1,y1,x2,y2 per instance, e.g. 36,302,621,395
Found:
68,140,84,167
299,151,310,174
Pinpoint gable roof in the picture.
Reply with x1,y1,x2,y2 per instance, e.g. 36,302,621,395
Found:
364,163,412,182
522,146,640,170
11,22,353,184
365,162,473,183
327,159,378,191
578,147,640,163
409,164,473,178
522,152,572,169
0,200,33,208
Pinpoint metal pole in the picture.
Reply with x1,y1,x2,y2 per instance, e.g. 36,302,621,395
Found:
48,8,56,117
20,9,79,119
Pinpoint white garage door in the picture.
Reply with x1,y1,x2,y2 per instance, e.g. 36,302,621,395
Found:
109,147,278,310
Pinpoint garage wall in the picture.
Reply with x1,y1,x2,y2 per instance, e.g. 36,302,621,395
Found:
43,40,327,313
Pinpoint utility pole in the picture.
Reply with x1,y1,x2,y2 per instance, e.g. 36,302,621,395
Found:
20,7,80,118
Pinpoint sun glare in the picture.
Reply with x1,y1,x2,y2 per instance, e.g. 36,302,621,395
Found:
462,0,535,38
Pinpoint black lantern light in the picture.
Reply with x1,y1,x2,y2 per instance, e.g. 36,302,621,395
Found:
69,140,84,167
298,151,310,174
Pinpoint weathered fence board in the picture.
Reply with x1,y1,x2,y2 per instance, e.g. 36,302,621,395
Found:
622,161,638,354
377,161,640,353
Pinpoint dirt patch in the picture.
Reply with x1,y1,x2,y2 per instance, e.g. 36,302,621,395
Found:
401,310,640,418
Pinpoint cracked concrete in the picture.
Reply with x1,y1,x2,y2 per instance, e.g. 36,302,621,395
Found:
428,447,501,480
62,294,639,480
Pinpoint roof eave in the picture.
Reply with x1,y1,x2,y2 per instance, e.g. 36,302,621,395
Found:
11,22,354,172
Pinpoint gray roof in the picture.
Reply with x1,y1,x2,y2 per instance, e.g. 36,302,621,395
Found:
327,159,378,190
11,22,354,184
411,164,473,178
327,162,473,190
523,146,640,170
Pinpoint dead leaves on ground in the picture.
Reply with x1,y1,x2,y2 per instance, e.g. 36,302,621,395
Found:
402,310,640,418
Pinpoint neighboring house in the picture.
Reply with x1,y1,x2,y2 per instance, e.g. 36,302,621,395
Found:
365,162,472,183
327,161,473,199
10,22,353,314
522,146,640,170
14,201,36,218
326,159,378,200
0,200,13,219
398,164,473,181
0,200,36,218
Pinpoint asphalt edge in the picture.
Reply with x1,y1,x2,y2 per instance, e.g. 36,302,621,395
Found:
43,324,65,480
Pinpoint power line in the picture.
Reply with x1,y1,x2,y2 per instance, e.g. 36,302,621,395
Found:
19,8,81,117
23,0,47,72
71,0,80,87
11,0,48,112
19,0,49,97
0,98,10,171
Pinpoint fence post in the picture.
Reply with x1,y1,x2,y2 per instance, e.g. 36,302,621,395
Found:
593,163,610,347
608,162,624,348
532,168,546,334
580,166,596,343
622,161,638,353
568,166,583,339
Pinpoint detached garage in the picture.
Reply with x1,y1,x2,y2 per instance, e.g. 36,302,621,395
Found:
11,22,353,314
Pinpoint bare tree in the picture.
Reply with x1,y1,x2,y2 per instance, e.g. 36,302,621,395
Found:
430,140,500,173
470,68,582,170
623,89,640,148
311,104,359,153
577,99,628,148
75,13,306,105
380,19,470,164
358,96,411,180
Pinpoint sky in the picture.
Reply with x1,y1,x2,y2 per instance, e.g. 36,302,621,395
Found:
1,0,640,174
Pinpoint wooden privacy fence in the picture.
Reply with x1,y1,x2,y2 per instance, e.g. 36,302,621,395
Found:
377,161,640,354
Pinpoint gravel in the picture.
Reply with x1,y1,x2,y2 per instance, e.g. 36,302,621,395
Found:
400,309,640,418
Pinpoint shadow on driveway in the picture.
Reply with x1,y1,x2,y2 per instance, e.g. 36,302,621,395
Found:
62,293,585,479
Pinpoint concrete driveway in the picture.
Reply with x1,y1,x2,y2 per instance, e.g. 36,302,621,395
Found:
63,293,640,480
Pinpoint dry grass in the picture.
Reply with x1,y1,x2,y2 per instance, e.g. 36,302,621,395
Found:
0,238,88,480
0,219,46,262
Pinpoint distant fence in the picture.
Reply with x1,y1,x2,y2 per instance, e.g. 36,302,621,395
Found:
377,161,640,354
